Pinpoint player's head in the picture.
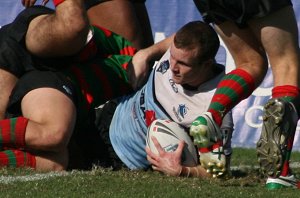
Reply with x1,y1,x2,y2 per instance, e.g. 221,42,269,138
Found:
169,21,220,87
174,20,219,64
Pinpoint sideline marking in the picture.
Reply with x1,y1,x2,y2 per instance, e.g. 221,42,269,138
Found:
0,172,70,184
231,162,300,170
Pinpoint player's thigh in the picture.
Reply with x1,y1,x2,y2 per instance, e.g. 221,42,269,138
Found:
21,87,76,139
214,21,268,82
215,22,266,66
6,70,76,151
249,6,299,67
26,5,89,57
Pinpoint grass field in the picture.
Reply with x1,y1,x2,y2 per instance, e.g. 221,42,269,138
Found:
1,148,300,198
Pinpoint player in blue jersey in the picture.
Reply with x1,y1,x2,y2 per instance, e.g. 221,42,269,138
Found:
0,3,233,176
94,20,234,177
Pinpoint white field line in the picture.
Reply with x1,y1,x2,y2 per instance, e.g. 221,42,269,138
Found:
0,172,71,184
1,162,300,184
230,162,300,170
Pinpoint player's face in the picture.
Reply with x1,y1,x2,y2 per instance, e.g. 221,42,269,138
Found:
169,42,207,87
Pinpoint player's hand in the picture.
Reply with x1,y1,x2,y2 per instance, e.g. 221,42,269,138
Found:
146,136,185,176
127,49,152,91
22,0,49,7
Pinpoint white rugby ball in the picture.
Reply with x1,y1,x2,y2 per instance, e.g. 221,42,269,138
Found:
146,119,198,166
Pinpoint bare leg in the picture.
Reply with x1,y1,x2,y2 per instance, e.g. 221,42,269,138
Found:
26,0,90,57
34,149,69,171
22,88,76,151
0,70,18,119
249,6,300,87
21,88,76,170
252,6,300,178
0,149,69,171
214,22,268,85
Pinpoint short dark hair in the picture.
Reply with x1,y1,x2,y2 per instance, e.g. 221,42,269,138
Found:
174,21,220,63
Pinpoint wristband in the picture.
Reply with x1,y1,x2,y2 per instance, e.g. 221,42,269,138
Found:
53,0,65,7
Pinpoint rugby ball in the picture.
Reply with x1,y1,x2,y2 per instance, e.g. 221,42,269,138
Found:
146,119,198,166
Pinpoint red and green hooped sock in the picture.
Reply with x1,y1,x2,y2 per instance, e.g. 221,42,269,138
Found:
272,85,300,177
280,134,295,177
0,117,28,149
0,150,36,168
208,68,255,126
272,85,299,102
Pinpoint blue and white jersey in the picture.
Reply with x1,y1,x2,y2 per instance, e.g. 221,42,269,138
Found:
109,50,225,170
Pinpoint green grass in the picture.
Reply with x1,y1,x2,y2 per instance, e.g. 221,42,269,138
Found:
1,148,300,198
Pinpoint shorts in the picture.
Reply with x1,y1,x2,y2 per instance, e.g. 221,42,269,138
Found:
0,6,54,77
194,0,292,27
6,70,76,117
5,70,124,171
85,0,147,10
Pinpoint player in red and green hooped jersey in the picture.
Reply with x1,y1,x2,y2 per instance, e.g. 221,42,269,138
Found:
191,0,300,189
0,3,136,171
63,24,136,130
22,0,154,50
62,26,137,168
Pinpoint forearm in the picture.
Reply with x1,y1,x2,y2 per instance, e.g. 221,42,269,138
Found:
179,165,211,178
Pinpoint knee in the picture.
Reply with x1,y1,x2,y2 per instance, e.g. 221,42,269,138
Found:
62,8,89,38
253,56,268,78
40,125,73,153
56,2,90,50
